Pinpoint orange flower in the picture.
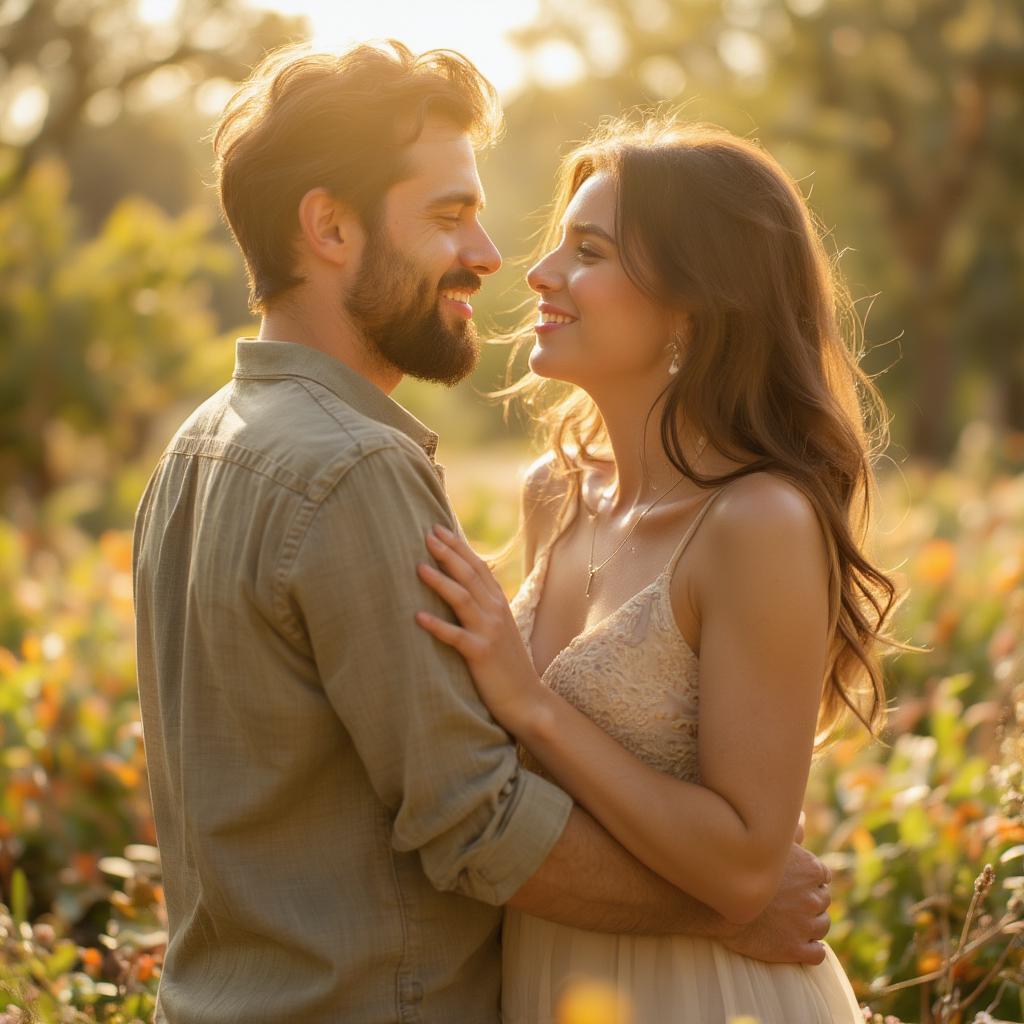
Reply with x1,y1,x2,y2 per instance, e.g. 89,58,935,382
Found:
20,634,41,662
0,647,19,676
933,608,960,645
136,954,156,982
72,852,99,881
992,556,1022,595
916,539,957,585
99,530,133,574
995,821,1024,843
81,947,103,977
850,826,876,854
954,801,985,825
916,950,943,974
36,681,60,730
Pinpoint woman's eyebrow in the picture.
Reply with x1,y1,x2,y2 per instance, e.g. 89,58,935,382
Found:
568,221,617,246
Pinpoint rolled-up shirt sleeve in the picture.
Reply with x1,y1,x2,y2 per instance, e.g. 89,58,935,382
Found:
284,439,572,905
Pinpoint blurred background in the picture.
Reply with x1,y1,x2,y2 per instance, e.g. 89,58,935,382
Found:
0,1,1022,1021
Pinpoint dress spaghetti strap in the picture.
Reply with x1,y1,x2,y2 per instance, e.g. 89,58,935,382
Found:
663,485,730,577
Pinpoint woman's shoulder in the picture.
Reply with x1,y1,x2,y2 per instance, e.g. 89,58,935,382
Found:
698,471,829,588
520,453,572,571
520,451,610,571
522,451,569,514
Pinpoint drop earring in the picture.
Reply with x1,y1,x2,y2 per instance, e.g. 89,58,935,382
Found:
668,332,682,376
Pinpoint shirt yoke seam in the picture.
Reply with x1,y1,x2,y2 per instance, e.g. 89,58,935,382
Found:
270,442,432,647
290,376,431,460
164,443,309,495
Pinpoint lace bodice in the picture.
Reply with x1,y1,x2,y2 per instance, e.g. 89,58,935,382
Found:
509,486,729,782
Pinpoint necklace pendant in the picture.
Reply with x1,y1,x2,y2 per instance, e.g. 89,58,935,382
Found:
586,568,596,597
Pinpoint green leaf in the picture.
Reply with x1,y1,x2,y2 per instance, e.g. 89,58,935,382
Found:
45,940,79,979
10,867,29,924
897,804,932,849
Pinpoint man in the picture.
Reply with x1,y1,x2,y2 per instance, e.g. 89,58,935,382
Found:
131,40,832,1024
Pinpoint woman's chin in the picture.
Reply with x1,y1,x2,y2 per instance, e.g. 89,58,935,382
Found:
528,345,582,384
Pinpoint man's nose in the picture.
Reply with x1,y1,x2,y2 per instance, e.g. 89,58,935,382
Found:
462,225,501,276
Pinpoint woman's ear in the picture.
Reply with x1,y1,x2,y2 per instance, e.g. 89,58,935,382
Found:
296,187,364,269
673,311,695,344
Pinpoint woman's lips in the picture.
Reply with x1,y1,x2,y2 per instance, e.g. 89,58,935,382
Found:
535,304,578,334
534,319,575,334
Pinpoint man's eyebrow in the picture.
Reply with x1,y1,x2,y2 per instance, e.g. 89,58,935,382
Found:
426,190,486,212
568,221,617,246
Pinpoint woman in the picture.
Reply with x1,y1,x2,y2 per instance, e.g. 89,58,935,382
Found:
414,117,903,1023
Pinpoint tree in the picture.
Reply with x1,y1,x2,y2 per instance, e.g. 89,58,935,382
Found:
0,0,303,188
505,0,1024,457
0,161,234,511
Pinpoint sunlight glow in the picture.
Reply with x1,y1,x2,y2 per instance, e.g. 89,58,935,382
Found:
1,70,49,146
137,0,181,24
253,0,542,97
529,39,588,90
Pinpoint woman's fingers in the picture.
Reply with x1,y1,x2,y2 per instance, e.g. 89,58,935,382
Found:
433,525,500,592
425,531,492,605
417,562,480,627
414,610,474,656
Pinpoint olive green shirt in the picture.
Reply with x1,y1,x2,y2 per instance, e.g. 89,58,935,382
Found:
131,338,573,1024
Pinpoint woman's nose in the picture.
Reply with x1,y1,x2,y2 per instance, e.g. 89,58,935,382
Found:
527,252,560,293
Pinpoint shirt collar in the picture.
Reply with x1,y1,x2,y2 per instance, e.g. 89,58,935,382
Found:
232,338,439,461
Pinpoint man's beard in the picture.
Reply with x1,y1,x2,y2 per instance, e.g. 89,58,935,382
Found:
345,227,481,387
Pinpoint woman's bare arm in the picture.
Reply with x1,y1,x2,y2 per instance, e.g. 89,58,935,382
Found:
510,475,830,923
417,473,831,925
505,800,832,964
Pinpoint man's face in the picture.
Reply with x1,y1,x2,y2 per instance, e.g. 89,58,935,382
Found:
346,116,501,386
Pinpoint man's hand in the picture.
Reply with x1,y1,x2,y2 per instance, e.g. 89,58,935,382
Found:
718,813,832,966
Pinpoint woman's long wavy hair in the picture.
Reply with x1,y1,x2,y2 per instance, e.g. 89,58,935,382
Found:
497,115,916,751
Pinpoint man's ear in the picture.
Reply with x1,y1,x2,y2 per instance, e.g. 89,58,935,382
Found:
296,187,363,269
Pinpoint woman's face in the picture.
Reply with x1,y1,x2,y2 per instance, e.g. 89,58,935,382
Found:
526,171,676,389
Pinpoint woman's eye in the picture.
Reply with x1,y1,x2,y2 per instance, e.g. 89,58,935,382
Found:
438,215,461,226
576,245,601,260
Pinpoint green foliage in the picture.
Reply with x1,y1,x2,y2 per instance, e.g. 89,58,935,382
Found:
0,848,163,1023
0,161,237,515
802,429,1024,1021
0,519,151,931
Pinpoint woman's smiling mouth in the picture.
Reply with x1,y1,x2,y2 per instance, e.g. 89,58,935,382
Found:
535,302,578,333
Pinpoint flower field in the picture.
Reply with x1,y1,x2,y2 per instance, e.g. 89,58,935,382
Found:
0,425,1021,1023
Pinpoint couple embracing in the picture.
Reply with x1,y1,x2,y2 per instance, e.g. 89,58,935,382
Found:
132,37,897,1024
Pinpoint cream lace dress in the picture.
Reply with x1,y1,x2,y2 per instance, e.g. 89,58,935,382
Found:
501,485,864,1023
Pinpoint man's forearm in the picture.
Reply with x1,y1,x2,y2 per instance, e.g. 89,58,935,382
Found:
506,804,739,939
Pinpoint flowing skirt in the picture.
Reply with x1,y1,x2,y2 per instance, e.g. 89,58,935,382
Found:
501,908,864,1024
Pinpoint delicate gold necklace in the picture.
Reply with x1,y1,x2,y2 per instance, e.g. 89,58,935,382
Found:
585,435,708,597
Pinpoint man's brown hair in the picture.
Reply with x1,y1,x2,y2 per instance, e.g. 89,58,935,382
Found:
213,40,502,311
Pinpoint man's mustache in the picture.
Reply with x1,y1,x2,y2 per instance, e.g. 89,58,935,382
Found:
437,271,482,294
